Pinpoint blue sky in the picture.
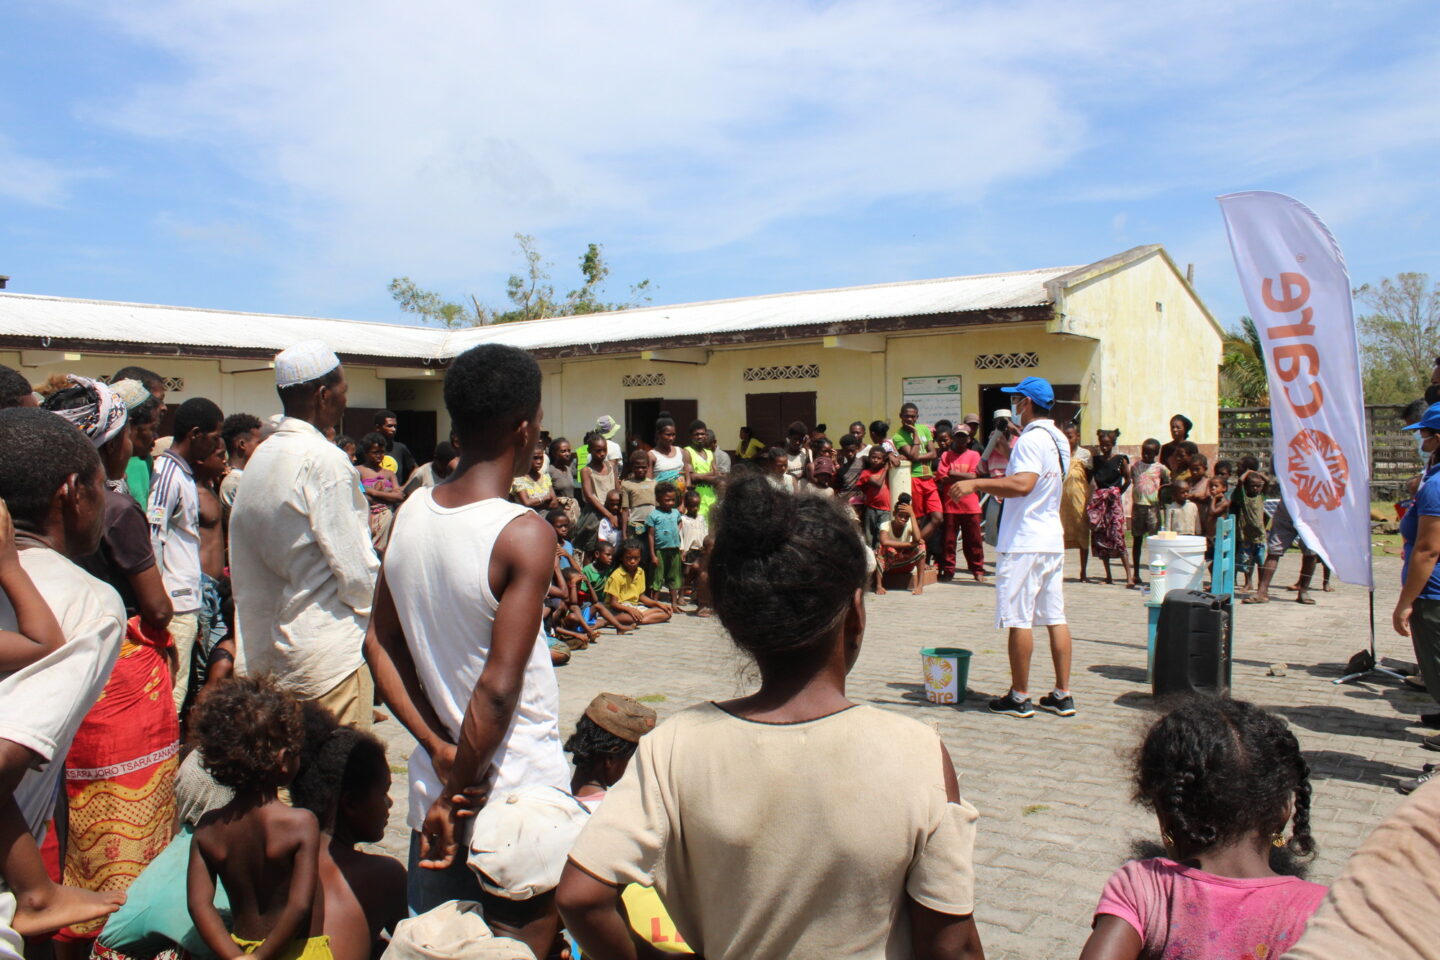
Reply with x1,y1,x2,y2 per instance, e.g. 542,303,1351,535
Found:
2,0,1437,330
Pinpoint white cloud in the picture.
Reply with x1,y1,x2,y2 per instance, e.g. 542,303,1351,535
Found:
0,135,99,206
61,0,1440,310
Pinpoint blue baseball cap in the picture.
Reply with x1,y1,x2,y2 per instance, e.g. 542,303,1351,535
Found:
1004,376,1055,410
1403,403,1440,431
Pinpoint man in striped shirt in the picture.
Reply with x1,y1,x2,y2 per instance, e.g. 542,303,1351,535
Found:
148,396,223,712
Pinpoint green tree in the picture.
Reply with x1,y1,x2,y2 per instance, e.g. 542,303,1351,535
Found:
389,234,652,328
1219,316,1268,407
1355,272,1440,404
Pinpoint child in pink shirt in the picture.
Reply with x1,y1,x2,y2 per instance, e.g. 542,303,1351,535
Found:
1080,697,1325,960
936,426,985,582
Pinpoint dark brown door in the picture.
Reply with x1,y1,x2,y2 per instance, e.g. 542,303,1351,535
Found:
342,407,383,444
744,392,816,450
663,399,699,437
392,410,438,464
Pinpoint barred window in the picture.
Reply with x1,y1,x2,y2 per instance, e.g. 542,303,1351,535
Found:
974,352,1039,370
622,372,667,387
743,364,819,382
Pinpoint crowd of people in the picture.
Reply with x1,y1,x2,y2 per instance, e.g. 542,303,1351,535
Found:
0,344,1436,960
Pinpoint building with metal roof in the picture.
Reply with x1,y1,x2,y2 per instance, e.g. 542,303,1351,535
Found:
0,243,1221,458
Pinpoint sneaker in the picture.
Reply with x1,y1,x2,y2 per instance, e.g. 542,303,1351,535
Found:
1039,692,1076,717
988,691,1034,718
1399,768,1440,795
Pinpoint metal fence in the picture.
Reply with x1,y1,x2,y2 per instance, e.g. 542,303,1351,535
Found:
1218,405,1418,502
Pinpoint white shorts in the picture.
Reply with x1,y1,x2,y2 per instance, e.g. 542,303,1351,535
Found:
994,551,1066,629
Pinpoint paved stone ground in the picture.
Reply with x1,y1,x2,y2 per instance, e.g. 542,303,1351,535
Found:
369,551,1430,959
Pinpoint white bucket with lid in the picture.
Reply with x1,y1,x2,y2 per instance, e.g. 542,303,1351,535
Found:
1145,535,1207,594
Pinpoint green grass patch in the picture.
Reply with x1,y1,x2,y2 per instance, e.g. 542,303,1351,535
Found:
636,694,668,703
1022,804,1050,816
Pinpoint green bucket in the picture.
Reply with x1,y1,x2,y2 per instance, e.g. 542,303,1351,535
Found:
920,647,972,705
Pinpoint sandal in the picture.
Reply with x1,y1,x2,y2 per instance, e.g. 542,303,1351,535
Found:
1242,596,1270,604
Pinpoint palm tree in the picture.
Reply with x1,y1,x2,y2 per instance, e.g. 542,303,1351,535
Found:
1220,316,1268,407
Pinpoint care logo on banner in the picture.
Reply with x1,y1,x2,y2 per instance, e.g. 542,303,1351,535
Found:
1218,191,1373,588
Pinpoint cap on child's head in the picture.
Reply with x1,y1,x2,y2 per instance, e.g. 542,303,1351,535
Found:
584,693,657,742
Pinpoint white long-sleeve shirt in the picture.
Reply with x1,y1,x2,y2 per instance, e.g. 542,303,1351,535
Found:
230,417,379,699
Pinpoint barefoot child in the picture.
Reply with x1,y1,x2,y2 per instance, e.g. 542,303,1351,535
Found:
678,490,709,613
188,677,325,960
1128,440,1169,588
874,493,925,596
291,725,406,960
644,483,683,609
858,445,892,549
1079,697,1324,960
1237,470,1269,591
0,491,129,937
604,540,671,626
936,427,984,582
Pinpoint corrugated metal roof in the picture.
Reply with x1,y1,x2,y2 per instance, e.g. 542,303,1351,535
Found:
444,265,1074,353
0,292,447,361
0,263,1076,361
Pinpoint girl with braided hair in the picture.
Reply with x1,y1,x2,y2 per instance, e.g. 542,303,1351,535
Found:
1080,696,1325,960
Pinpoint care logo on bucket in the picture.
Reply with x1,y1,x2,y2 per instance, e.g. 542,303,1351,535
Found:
920,647,971,705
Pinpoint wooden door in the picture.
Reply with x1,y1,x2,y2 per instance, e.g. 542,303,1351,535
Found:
744,391,816,450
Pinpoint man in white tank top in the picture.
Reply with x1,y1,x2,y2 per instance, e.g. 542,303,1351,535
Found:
364,344,567,957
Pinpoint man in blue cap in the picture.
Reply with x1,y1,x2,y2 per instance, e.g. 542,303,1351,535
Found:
951,376,1075,718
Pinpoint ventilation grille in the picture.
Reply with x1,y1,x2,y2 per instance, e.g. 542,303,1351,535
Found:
622,372,667,388
743,363,819,382
974,352,1038,370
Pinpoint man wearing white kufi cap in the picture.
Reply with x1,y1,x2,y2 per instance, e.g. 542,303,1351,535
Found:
229,340,380,729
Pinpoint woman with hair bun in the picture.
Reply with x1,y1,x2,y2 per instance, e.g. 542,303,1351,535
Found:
558,475,984,960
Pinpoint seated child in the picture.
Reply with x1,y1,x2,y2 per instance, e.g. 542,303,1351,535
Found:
645,482,683,609
544,510,598,650
188,677,327,960
574,541,632,636
0,494,128,937
1080,697,1324,960
874,493,925,596
290,717,406,960
604,540,671,626
1162,479,1199,535
563,695,689,954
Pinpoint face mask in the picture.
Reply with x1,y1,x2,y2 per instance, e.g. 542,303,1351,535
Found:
1420,433,1433,457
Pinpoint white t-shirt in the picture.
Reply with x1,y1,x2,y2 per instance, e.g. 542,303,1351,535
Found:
605,438,624,465
0,548,122,960
995,418,1069,554
0,547,124,836
147,450,202,614
383,490,568,830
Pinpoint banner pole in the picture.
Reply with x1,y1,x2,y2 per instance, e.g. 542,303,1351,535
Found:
1333,554,1404,685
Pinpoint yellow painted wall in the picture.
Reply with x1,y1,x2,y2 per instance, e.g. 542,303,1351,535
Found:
0,351,400,425
542,324,1103,444
1058,249,1223,445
